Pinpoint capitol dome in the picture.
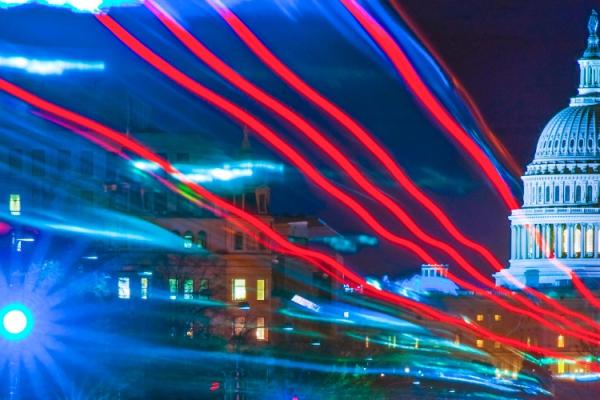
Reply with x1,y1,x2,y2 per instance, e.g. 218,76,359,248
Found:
495,10,600,289
533,105,600,163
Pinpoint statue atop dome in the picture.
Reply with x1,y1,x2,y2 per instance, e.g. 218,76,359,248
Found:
584,10,600,58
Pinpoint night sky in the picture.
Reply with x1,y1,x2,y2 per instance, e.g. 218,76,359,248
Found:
0,0,598,279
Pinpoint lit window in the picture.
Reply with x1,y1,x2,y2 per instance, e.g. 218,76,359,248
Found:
233,316,245,336
494,341,501,349
494,314,501,322
557,334,565,348
365,336,369,348
234,232,244,250
557,359,565,374
526,336,531,348
183,231,193,249
232,279,246,301
257,279,265,301
454,334,460,346
140,277,149,299
476,314,484,322
256,317,267,341
476,339,484,348
118,277,130,299
169,278,178,300
9,194,21,216
184,279,194,300
414,338,419,349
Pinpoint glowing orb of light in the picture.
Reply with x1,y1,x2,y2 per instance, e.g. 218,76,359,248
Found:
0,303,34,341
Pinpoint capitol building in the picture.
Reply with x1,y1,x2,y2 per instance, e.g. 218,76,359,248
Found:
495,11,600,288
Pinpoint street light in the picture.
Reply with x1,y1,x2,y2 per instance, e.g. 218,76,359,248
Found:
0,303,34,341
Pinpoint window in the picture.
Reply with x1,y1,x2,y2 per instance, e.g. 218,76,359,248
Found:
414,338,419,349
118,277,130,299
587,185,593,202
476,314,484,322
9,194,21,216
561,224,568,257
586,226,594,257
365,336,370,348
233,316,246,336
80,150,94,175
256,279,266,301
494,314,501,322
197,230,207,249
557,334,565,348
554,186,560,202
31,150,45,177
57,149,71,171
557,359,565,374
234,232,244,251
545,186,550,202
140,277,149,300
169,278,178,300
494,341,501,349
537,186,542,203
199,279,209,296
9,148,22,171
576,185,582,202
183,231,193,249
454,334,460,346
476,339,484,348
565,186,571,202
258,193,267,214
232,279,246,301
184,279,194,300
256,317,267,341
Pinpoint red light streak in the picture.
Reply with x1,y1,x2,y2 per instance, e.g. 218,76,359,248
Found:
126,5,600,336
2,78,596,365
337,0,518,210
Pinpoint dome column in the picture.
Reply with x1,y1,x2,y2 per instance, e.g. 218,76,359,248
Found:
568,224,574,258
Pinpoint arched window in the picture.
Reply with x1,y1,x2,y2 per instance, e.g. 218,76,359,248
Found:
565,186,571,202
183,231,193,249
576,186,582,202
554,186,560,202
197,230,207,249
574,224,582,258
537,186,542,203
545,186,550,202
587,185,593,202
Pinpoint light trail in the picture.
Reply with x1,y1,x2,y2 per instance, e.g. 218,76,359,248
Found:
200,0,600,331
95,11,600,340
337,0,518,210
2,79,597,364
336,0,600,318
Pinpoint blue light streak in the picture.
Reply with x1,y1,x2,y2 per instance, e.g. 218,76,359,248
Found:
0,56,105,75
0,0,139,13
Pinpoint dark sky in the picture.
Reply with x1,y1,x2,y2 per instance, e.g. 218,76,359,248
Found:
0,0,597,279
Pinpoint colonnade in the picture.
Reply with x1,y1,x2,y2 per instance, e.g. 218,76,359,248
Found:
511,223,600,259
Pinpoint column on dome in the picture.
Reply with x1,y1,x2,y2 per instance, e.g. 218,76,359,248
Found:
568,224,574,258
510,225,516,259
521,225,527,259
596,224,600,257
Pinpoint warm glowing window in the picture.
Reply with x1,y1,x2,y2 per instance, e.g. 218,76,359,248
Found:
476,339,484,348
184,279,194,300
476,314,484,322
526,336,531,348
9,194,21,216
256,317,267,341
140,277,149,300
414,338,419,349
256,279,266,301
232,279,246,301
557,334,565,348
494,341,501,349
118,277,130,299
169,278,178,300
494,314,501,322
365,336,370,348
557,359,565,374
233,316,245,336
